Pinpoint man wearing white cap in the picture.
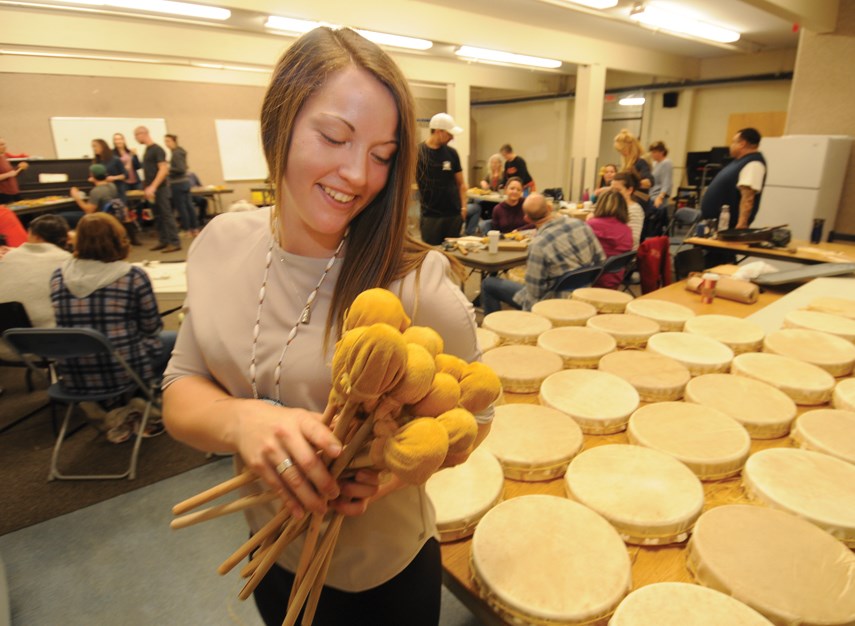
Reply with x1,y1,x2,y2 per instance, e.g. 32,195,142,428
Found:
416,113,468,245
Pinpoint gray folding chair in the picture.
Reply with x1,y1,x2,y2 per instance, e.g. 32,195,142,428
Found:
3,327,158,481
553,264,604,296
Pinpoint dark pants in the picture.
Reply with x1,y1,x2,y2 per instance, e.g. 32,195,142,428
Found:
0,193,21,204
170,180,198,231
253,538,442,626
420,215,463,246
152,185,180,246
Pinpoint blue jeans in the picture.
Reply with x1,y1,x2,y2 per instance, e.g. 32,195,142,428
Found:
152,330,178,382
170,180,198,231
481,276,524,314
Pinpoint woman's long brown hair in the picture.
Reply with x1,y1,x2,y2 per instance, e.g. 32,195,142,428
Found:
260,27,461,342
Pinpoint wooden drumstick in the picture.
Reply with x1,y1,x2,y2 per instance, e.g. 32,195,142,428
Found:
172,469,257,516
217,506,290,576
239,515,310,600
301,518,342,626
170,491,278,530
282,515,344,626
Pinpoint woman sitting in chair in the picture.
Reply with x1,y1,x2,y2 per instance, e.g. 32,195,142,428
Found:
586,189,633,290
50,213,176,442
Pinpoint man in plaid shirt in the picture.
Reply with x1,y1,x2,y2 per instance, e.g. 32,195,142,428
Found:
481,193,605,314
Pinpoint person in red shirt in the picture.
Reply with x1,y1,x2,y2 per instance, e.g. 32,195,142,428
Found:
586,189,632,289
0,138,28,205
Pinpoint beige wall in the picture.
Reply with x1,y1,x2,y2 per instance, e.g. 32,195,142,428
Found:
686,82,792,152
472,99,574,192
787,2,855,233
0,73,450,205
467,80,791,196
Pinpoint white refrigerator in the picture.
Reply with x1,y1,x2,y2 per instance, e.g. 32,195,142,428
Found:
756,135,853,241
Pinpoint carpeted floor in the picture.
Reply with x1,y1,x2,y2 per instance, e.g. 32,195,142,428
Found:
0,364,213,536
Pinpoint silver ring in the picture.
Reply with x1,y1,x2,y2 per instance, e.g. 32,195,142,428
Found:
275,456,294,475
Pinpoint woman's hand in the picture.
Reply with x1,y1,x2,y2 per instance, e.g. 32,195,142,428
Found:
331,469,381,516
233,402,342,519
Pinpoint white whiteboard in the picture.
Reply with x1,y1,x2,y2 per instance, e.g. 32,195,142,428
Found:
214,119,268,181
50,117,168,159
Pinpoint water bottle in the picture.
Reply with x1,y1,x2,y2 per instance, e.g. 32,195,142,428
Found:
718,204,731,232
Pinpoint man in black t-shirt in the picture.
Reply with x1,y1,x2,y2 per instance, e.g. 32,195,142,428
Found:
134,125,181,252
500,144,534,192
416,113,467,245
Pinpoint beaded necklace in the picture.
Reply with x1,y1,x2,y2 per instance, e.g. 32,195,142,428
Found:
249,230,347,401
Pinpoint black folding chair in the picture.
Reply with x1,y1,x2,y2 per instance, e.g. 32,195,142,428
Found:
599,250,638,293
553,264,604,296
3,327,158,481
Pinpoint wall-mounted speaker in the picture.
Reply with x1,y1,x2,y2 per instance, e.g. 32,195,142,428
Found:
663,91,679,108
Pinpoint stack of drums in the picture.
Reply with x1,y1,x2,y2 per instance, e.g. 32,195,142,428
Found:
464,289,855,626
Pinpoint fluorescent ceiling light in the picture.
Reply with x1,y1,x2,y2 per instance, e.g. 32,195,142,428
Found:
618,96,645,106
455,45,561,70
0,48,161,63
544,0,618,9
264,15,323,34
51,0,231,20
355,30,433,51
630,5,740,44
192,62,270,73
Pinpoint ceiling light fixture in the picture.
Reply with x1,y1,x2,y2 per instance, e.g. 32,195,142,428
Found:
191,61,270,73
50,0,231,20
0,48,161,63
618,96,646,106
455,45,562,70
264,15,324,35
355,29,433,51
541,0,618,9
629,4,740,44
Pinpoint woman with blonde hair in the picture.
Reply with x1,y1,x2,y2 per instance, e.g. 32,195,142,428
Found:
614,128,658,237
162,27,490,625
50,212,174,442
586,189,632,290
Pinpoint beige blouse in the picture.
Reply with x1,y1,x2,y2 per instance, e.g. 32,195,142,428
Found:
163,208,486,591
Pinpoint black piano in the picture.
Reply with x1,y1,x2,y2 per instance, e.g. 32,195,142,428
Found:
9,158,92,223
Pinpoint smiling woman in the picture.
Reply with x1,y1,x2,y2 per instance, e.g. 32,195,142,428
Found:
161,26,489,626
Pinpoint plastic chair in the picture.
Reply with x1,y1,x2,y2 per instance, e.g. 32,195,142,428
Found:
2,327,158,481
0,302,52,434
598,250,637,292
553,264,603,296
667,207,702,250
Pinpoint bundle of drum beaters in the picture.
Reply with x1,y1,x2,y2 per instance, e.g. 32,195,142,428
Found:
169,288,502,626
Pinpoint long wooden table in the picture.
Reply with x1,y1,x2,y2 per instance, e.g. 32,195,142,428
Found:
685,236,855,265
449,247,529,275
439,277,809,625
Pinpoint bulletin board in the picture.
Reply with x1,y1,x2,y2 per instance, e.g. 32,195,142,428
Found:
214,119,268,181
726,112,787,144
50,117,168,158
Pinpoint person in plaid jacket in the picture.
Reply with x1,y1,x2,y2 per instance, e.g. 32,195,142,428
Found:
481,193,605,314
